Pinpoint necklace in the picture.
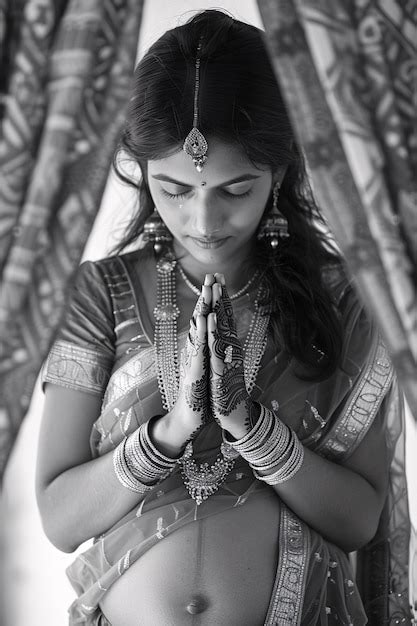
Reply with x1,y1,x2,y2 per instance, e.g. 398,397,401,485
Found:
154,252,270,504
177,263,259,301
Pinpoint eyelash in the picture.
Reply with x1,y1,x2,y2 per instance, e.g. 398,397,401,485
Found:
161,190,189,200
160,189,252,200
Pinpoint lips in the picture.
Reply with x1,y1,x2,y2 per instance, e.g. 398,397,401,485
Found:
190,236,229,249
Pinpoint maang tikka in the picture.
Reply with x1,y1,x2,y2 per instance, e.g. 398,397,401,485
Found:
183,40,208,172
257,181,289,249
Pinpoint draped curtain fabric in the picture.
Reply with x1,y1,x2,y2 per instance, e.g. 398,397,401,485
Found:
257,0,415,623
0,0,144,479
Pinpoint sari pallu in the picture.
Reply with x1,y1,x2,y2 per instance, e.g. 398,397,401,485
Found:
42,250,409,625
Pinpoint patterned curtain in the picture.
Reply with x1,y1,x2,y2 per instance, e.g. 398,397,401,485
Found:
0,0,144,479
257,0,415,623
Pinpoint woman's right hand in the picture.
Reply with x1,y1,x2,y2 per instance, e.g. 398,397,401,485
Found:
150,275,214,456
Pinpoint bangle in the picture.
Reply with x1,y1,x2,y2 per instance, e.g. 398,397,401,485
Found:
223,403,271,449
223,403,304,484
227,405,290,465
125,419,178,483
253,431,304,484
113,417,179,493
113,437,155,494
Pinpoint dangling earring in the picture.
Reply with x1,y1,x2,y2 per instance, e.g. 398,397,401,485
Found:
257,181,289,250
138,208,173,253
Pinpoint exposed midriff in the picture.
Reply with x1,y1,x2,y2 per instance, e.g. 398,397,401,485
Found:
100,491,281,625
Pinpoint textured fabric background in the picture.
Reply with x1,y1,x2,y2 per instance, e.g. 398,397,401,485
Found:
0,0,145,480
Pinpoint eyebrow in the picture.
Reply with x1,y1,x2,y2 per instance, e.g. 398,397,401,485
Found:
151,173,262,186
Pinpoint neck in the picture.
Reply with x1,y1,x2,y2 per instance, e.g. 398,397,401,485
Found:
174,245,257,295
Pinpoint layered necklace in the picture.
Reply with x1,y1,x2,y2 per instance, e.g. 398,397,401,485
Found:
154,252,270,505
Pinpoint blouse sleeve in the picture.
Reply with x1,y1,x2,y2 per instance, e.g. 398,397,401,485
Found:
41,260,115,396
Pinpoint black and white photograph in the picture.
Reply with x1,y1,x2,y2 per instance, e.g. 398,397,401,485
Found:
0,1,416,624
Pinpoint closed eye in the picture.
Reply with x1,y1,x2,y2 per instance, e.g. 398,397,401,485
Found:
160,189,191,200
160,186,253,200
221,189,252,199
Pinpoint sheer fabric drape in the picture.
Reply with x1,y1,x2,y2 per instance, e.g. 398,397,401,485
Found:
0,0,144,479
257,1,415,621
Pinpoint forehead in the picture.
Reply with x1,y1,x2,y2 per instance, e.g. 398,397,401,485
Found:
147,137,270,184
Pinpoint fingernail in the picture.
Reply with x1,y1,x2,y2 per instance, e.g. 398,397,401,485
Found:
214,273,225,285
204,274,214,286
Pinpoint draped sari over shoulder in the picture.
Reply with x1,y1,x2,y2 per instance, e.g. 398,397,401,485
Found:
42,249,409,625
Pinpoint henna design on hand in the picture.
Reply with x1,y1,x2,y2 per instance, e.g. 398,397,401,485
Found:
211,362,247,416
243,398,261,432
182,320,206,368
193,294,211,317
211,327,243,367
208,282,253,433
184,375,210,423
221,286,238,334
185,423,205,445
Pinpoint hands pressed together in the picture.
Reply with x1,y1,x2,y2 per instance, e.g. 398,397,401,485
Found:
174,273,260,445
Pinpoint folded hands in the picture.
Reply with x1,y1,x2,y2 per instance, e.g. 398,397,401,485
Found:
177,273,259,443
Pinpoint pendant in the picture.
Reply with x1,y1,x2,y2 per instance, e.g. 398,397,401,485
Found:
183,127,208,172
179,441,240,506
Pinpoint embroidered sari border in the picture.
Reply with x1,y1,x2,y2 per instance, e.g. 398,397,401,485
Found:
316,333,393,461
264,506,310,625
42,339,113,395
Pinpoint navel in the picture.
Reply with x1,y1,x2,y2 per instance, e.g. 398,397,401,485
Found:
186,594,209,615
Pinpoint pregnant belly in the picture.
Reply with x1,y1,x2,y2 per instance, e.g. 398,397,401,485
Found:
100,493,281,626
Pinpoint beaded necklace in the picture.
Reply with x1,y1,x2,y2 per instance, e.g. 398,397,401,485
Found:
154,252,270,504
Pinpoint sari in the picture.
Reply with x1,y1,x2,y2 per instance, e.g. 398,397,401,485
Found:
42,249,410,625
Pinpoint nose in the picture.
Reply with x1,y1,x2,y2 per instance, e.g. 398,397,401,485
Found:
192,194,223,237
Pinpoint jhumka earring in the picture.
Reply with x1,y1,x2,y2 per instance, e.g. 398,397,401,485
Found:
257,181,290,250
182,40,208,172
138,209,173,254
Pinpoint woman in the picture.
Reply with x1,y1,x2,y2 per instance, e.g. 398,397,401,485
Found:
36,10,396,625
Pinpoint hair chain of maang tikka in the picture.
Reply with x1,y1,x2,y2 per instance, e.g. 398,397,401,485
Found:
183,40,208,172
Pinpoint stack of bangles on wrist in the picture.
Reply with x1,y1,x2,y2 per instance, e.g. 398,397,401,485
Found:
224,404,304,484
113,417,179,494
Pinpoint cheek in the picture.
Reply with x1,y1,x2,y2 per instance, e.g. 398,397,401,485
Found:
231,194,268,231
154,200,189,235
157,207,181,232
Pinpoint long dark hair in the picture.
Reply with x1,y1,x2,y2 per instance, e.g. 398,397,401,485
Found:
113,9,344,379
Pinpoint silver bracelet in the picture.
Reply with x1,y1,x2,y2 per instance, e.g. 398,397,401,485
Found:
223,404,271,450
253,431,304,485
114,418,179,492
223,405,272,458
113,437,155,494
242,412,290,465
223,403,304,484
227,405,291,466
124,419,178,484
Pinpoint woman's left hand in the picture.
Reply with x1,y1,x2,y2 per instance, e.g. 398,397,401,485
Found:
207,275,260,439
